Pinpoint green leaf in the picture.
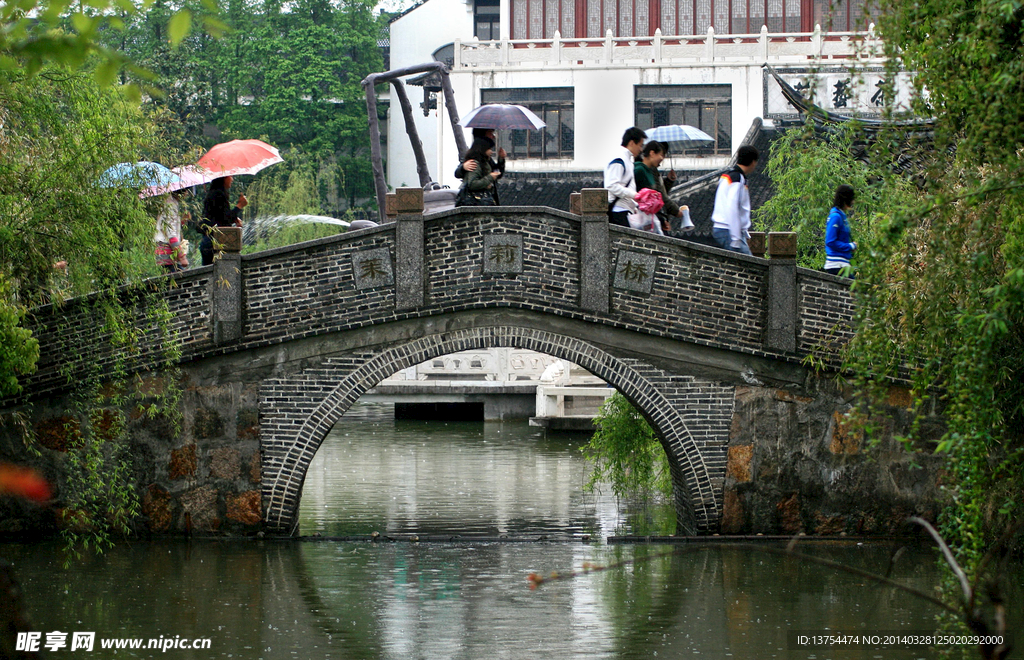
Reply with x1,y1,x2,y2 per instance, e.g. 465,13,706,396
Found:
93,57,120,87
167,9,192,47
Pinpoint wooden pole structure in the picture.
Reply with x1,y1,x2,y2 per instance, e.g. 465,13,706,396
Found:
362,79,388,223
362,62,465,222
391,80,431,188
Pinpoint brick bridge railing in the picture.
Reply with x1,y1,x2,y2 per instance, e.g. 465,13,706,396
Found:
10,188,857,535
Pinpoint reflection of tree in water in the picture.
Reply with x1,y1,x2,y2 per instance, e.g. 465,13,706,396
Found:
592,546,723,657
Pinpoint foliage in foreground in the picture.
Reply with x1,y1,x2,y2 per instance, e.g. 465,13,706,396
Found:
844,0,1024,570
582,393,672,505
0,65,185,555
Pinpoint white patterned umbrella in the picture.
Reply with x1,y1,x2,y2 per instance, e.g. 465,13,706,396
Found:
140,165,215,198
644,124,715,149
459,104,546,130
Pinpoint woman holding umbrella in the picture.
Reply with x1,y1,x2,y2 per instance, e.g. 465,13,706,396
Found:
456,137,501,207
195,139,282,265
199,176,247,266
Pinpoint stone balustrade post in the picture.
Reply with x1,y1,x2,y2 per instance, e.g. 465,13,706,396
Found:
385,193,397,221
748,231,766,257
654,28,663,63
705,26,715,62
553,30,562,64
604,29,614,64
569,192,581,216
579,188,610,314
394,187,425,311
760,25,769,60
211,226,244,345
764,232,798,353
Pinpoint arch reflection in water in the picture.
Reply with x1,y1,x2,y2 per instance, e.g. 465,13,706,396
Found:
299,402,633,538
286,541,954,660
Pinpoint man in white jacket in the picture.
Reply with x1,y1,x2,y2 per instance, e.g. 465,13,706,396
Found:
711,145,759,255
604,127,647,227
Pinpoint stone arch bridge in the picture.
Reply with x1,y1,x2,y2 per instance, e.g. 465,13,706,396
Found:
10,190,877,538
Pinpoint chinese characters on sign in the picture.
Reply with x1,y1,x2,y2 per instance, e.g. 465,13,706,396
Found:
483,235,524,274
765,67,915,117
613,250,657,294
351,247,394,290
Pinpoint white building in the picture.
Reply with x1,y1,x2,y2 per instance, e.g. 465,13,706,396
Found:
387,0,912,193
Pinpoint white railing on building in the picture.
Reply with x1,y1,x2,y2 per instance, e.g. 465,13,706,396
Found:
382,349,596,383
455,24,882,69
534,385,613,419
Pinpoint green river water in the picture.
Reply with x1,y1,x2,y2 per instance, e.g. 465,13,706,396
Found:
3,403,1016,659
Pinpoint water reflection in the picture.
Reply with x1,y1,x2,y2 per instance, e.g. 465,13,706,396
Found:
298,403,638,538
5,407,1020,658
4,539,992,660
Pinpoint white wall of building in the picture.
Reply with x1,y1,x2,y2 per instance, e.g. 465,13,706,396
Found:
388,0,476,189
388,0,887,191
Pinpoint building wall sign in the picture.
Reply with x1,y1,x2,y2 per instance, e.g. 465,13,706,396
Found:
764,67,915,119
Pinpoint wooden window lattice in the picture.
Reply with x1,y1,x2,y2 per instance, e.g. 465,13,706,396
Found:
507,0,876,38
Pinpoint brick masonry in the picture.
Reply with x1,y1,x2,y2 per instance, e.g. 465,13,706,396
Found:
3,206,901,537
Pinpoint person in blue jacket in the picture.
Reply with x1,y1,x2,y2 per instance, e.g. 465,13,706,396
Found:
824,184,856,276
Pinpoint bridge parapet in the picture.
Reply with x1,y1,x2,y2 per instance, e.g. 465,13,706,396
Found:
11,201,854,403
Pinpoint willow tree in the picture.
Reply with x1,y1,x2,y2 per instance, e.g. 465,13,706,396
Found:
847,0,1024,567
1,0,200,552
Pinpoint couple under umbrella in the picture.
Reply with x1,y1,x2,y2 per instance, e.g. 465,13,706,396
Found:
454,104,545,207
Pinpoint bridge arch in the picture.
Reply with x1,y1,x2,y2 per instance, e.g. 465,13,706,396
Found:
262,325,719,536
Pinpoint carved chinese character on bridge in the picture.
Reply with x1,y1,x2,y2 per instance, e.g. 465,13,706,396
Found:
613,250,657,294
483,234,524,274
351,247,394,289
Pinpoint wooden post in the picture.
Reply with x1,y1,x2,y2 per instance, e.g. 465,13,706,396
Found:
363,77,389,224
392,80,432,187
362,62,467,221
438,68,468,160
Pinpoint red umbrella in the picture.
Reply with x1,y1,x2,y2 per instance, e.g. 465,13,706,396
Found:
197,139,284,178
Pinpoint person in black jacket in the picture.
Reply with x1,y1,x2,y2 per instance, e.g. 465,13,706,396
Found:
200,176,247,266
455,128,506,204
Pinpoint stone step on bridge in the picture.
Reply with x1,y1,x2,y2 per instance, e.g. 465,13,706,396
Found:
8,188,881,538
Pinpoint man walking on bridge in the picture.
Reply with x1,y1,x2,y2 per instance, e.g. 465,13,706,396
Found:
604,127,647,228
711,145,758,255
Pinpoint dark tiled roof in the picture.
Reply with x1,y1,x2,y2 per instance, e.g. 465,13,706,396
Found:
498,171,603,210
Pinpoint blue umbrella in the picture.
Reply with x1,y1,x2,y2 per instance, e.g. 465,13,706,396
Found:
98,161,179,190
644,124,715,150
